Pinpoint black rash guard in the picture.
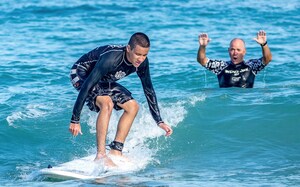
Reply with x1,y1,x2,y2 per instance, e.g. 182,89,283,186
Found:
70,45,163,125
217,62,255,88
204,58,266,88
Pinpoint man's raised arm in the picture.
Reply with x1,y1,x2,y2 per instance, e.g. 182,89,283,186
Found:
197,33,211,66
253,30,272,65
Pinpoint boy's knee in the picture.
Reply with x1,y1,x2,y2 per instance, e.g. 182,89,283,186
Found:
127,100,139,114
96,96,114,112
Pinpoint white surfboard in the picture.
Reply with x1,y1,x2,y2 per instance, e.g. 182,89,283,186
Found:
39,169,100,180
38,155,137,180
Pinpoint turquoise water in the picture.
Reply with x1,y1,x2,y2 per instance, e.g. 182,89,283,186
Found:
1,0,300,186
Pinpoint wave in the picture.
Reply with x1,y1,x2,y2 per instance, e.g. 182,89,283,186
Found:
6,103,53,127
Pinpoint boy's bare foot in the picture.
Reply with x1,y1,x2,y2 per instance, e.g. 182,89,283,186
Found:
108,149,130,162
109,149,122,156
94,153,117,167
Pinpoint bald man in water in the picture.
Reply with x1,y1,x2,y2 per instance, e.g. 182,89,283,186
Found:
197,30,272,88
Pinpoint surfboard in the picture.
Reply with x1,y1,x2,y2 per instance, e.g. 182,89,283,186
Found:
38,154,136,181
39,169,100,180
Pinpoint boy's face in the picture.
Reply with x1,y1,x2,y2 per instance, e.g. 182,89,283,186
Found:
126,45,149,67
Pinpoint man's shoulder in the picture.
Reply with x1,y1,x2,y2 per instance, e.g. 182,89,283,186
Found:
245,57,263,64
245,57,266,72
206,58,229,68
204,58,229,74
245,58,264,67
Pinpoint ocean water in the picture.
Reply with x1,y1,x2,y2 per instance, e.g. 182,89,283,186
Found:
1,0,300,186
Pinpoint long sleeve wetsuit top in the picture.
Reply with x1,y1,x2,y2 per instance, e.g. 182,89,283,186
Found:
70,45,163,125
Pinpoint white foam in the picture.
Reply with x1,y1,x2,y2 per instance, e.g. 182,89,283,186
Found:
188,94,206,106
0,92,11,104
6,103,51,127
84,101,187,172
8,85,40,94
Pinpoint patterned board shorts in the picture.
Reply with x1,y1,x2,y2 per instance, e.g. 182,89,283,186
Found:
70,68,133,112
87,82,133,112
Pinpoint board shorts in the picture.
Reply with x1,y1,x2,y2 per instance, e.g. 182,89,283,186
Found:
87,82,134,112
70,70,133,112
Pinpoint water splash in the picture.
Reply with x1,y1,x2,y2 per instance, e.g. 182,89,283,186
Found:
6,104,51,127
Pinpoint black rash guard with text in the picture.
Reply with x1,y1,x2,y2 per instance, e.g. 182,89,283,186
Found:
204,57,266,88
